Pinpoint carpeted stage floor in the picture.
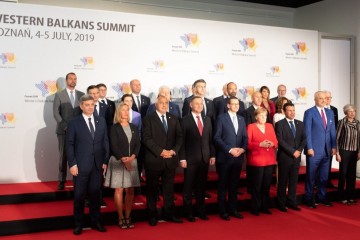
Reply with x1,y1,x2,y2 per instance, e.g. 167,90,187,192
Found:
2,201,360,240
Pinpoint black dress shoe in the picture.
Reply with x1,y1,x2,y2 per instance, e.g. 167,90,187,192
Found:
250,210,259,216
197,214,209,220
205,192,211,199
73,226,82,235
232,211,244,219
220,214,230,221
278,206,288,212
317,200,333,207
306,201,317,209
91,223,107,232
57,182,65,190
287,205,301,211
149,217,157,226
186,216,196,222
165,216,183,223
260,209,272,214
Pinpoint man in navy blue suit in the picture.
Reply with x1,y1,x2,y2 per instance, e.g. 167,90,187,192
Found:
215,82,246,119
303,91,336,208
214,96,248,220
66,94,109,235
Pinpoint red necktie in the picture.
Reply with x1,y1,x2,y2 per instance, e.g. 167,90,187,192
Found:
321,109,327,128
197,116,203,136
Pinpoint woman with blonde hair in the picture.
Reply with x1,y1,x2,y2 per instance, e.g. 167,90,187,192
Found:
105,102,140,228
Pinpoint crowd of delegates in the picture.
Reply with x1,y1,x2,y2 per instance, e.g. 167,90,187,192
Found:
52,72,360,235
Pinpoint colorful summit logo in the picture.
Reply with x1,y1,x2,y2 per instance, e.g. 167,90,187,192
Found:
0,113,16,125
239,38,257,52
80,57,94,66
292,42,308,55
180,33,200,48
112,82,132,98
35,80,58,97
153,60,165,69
270,66,280,74
292,87,308,101
0,53,16,64
214,63,224,72
239,86,256,102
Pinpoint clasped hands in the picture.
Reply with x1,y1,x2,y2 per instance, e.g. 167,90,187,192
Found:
121,155,135,171
259,140,274,148
229,148,245,157
160,149,175,159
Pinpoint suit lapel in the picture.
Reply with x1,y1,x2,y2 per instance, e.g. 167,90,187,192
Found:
80,116,94,139
313,106,326,130
153,113,167,135
224,113,236,135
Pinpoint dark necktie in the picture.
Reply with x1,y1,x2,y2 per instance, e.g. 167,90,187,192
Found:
289,120,296,138
88,118,95,139
136,96,141,110
94,105,99,117
196,115,203,136
101,99,106,105
321,109,327,128
161,115,168,133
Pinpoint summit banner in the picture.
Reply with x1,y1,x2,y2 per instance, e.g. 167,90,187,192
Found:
0,2,318,183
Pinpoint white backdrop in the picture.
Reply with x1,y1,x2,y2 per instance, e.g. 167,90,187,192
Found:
0,2,318,183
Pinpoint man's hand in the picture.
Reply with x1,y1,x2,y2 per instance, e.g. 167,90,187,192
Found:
331,148,337,156
209,157,216,165
307,149,315,157
180,161,187,168
70,165,78,176
102,164,107,176
293,150,301,158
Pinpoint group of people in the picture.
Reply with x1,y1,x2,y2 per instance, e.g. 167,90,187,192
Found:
53,73,360,235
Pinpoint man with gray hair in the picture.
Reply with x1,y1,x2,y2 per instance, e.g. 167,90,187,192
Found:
146,85,181,118
324,90,339,188
303,91,336,208
270,84,287,103
66,94,109,235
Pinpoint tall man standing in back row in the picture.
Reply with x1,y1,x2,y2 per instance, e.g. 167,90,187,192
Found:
303,91,336,208
53,72,84,190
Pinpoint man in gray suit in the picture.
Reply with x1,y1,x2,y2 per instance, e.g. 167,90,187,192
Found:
53,72,84,190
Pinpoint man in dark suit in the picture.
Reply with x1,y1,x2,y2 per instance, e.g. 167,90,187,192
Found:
325,90,339,188
66,94,109,235
87,85,109,119
130,79,150,182
215,82,246,119
213,83,229,116
303,91,336,208
214,96,248,220
179,96,216,222
142,95,183,226
130,79,150,117
182,79,215,122
146,86,181,119
97,83,116,128
275,102,306,212
270,84,287,103
87,85,110,207
246,91,271,125
53,72,84,190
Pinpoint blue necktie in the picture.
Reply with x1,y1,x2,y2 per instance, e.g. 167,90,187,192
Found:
94,105,99,117
161,115,168,133
289,121,296,138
